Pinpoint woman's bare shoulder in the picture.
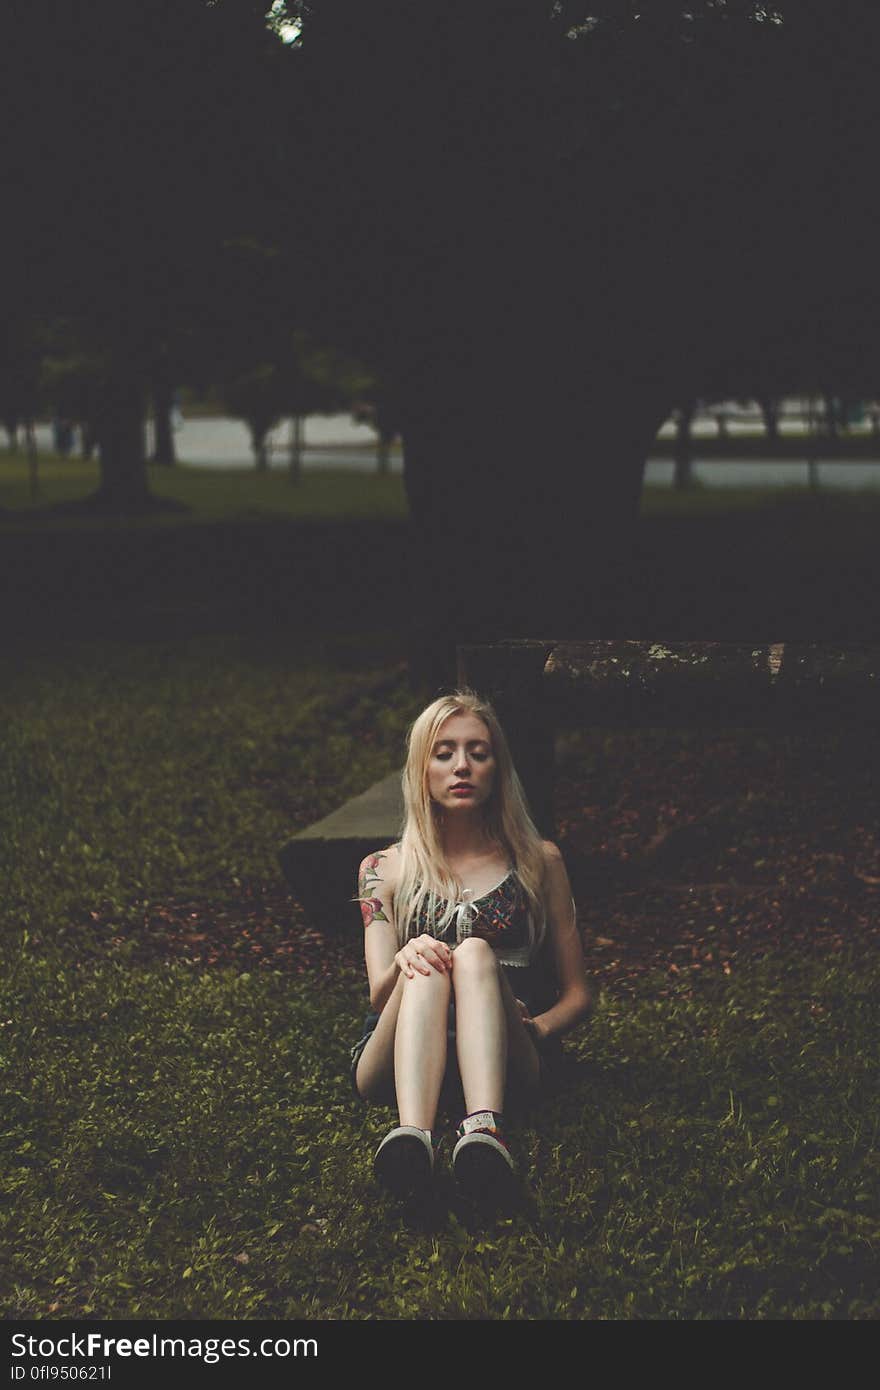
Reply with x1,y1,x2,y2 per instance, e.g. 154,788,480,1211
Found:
538,840,571,894
357,843,401,891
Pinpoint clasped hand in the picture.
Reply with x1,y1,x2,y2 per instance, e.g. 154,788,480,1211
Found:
395,933,453,979
393,941,549,1041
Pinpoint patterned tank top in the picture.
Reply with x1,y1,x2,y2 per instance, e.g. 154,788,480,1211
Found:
408,868,533,970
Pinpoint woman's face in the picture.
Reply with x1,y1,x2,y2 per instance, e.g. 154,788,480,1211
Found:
426,711,496,813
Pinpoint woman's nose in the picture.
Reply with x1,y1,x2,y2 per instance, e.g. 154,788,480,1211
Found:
453,751,469,774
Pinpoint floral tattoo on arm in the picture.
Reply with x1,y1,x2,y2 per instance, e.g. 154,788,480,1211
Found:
358,853,388,926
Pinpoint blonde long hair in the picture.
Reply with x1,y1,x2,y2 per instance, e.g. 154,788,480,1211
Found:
393,690,547,952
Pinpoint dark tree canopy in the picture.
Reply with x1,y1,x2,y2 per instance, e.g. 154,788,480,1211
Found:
3,1,879,651
280,0,880,658
2,0,300,509
290,0,879,385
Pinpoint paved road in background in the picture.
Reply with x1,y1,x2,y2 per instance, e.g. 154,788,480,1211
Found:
33,413,880,490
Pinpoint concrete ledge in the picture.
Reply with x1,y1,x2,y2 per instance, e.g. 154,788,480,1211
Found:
278,769,403,933
293,770,403,842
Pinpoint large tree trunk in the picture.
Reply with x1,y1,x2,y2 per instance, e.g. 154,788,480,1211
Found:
402,358,666,688
93,358,153,511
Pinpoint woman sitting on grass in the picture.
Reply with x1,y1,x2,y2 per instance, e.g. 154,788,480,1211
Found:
352,690,592,1200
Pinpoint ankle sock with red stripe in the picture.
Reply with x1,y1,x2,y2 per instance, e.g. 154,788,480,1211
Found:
456,1110,508,1146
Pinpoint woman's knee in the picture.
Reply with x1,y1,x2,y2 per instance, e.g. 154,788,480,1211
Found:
402,963,452,1001
451,936,500,982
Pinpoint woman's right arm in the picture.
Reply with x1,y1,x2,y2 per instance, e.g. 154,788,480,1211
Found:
357,849,399,1012
357,849,451,1012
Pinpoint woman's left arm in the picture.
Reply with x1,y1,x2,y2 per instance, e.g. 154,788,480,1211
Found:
526,841,593,1044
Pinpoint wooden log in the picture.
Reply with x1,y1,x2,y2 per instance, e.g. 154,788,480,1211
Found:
457,639,880,840
544,641,880,727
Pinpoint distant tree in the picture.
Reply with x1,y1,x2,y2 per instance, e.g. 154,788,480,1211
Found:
212,233,353,478
0,317,43,454
220,329,358,476
40,326,109,464
283,353,321,484
222,364,286,472
755,395,781,442
353,379,402,475
281,334,370,481
711,403,730,439
2,1,295,512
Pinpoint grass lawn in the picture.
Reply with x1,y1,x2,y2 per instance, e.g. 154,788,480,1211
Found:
5,448,880,531
4,944,876,1321
0,454,409,527
1,632,877,1320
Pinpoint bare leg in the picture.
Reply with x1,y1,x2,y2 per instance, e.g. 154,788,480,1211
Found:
354,972,406,1104
450,939,503,1112
451,938,543,1113
354,967,451,1130
394,966,451,1128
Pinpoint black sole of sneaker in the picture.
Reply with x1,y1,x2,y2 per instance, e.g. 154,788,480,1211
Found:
453,1141,515,1205
373,1134,432,1197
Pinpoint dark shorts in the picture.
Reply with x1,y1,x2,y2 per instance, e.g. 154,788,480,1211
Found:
349,1006,455,1099
349,996,563,1103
